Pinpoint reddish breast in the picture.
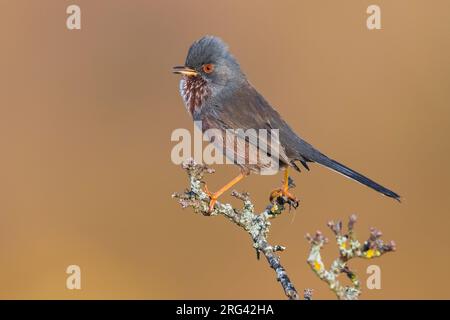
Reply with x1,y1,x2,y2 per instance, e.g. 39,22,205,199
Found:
179,76,210,115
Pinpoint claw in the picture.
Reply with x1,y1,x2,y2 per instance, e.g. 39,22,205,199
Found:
203,184,218,212
270,187,299,209
269,168,299,209
201,173,246,213
208,198,217,212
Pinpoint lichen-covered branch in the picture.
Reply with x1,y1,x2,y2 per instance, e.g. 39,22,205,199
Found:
172,158,303,300
305,214,396,300
172,159,396,300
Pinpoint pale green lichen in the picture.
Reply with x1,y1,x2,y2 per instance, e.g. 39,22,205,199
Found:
306,215,396,300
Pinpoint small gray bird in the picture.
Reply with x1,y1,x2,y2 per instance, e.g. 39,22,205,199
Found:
173,36,400,211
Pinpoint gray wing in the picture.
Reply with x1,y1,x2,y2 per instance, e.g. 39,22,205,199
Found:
197,82,400,200
197,81,317,170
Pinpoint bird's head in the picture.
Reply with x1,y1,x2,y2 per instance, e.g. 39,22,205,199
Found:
173,36,245,90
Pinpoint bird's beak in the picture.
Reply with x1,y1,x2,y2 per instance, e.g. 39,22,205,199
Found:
172,65,198,77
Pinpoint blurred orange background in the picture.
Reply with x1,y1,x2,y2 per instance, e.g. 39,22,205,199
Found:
0,0,449,299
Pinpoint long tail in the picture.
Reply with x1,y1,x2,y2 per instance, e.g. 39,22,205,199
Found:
306,152,400,201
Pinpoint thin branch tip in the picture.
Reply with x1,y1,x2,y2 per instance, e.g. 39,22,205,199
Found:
306,214,396,300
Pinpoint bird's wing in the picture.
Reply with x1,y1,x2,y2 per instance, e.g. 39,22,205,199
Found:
199,82,317,167
198,81,400,200
197,82,294,167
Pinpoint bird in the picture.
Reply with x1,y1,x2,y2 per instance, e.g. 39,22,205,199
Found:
173,36,400,212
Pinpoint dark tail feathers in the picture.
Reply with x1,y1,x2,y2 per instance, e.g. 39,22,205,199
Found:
310,153,400,201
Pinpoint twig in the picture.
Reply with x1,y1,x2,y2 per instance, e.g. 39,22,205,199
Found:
305,214,396,300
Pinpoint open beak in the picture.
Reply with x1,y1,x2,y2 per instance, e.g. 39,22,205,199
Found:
172,65,198,77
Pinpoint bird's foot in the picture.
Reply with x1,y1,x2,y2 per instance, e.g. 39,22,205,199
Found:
201,173,246,213
270,187,299,209
203,184,219,213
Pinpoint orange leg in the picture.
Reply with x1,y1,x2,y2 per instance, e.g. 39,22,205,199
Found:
270,168,298,203
204,173,246,212
282,167,289,191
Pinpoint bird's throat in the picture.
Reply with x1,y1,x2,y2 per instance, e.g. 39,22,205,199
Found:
179,76,210,115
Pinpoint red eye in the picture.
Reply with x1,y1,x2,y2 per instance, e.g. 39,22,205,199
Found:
202,63,214,74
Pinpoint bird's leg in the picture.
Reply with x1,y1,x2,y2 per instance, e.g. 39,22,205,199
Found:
281,168,298,200
203,172,246,212
270,168,299,207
